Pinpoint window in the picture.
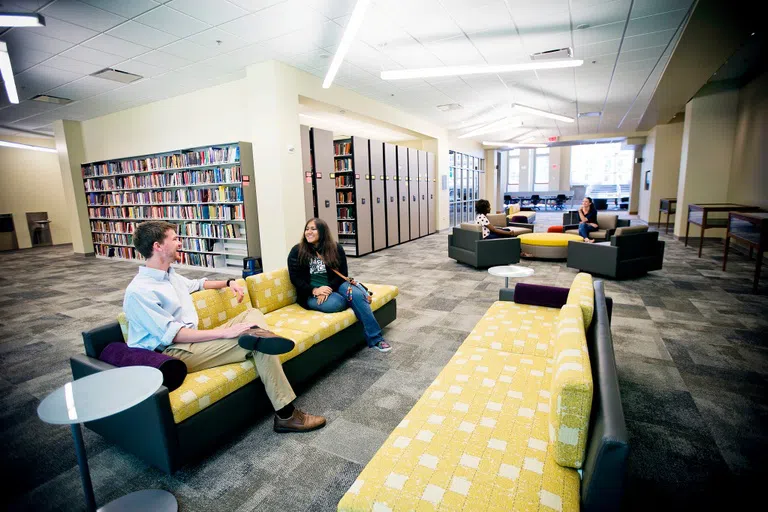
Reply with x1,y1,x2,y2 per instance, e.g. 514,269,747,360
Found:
570,143,634,186
533,148,549,192
507,149,520,192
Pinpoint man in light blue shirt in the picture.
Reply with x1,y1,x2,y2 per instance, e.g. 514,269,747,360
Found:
123,220,325,433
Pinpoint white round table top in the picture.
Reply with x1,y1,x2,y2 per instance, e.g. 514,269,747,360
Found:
487,265,535,279
37,367,162,425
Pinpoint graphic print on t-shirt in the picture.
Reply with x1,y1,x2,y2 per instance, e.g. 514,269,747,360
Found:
309,257,326,275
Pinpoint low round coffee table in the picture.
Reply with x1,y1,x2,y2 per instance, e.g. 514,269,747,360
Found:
37,367,177,512
488,264,535,288
518,233,583,259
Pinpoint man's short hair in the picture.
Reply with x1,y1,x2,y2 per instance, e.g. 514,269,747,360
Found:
133,221,177,259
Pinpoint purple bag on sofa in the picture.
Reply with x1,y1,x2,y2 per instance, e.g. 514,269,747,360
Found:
99,343,187,392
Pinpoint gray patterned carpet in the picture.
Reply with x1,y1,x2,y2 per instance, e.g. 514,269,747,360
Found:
2,212,766,511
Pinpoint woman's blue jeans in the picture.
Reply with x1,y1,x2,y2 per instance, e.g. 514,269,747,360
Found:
306,281,383,347
578,223,598,239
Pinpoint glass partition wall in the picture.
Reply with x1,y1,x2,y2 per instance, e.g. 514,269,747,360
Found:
449,151,485,227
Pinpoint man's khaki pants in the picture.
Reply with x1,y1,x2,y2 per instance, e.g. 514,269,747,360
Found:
163,308,296,411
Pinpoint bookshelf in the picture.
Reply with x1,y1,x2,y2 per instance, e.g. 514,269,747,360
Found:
333,137,358,256
81,142,259,273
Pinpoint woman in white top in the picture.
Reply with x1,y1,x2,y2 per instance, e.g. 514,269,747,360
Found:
475,199,515,239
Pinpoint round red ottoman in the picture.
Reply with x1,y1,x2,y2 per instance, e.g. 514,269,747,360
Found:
547,225,564,233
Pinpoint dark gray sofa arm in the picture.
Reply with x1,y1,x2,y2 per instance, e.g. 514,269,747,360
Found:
70,354,181,474
82,321,124,358
567,241,618,276
476,237,521,268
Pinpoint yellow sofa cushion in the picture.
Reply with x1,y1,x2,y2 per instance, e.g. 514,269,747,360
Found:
246,268,297,314
506,203,520,215
518,233,583,247
549,304,593,469
338,345,580,512
566,273,594,329
463,301,560,357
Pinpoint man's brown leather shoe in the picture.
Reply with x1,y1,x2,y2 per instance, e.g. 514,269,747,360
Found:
274,408,326,433
238,327,295,355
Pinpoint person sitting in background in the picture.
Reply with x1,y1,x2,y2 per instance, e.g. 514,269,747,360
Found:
123,220,326,433
578,196,599,243
475,199,515,239
287,218,392,353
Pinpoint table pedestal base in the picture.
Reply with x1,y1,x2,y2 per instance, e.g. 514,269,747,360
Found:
99,490,177,512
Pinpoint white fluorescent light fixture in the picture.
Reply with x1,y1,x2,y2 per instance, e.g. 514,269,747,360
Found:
512,103,575,123
458,117,522,139
0,42,18,104
381,59,583,80
0,140,57,153
0,13,45,27
323,0,371,88
483,141,547,148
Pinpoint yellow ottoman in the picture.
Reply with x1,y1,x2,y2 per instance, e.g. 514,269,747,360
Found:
519,232,584,259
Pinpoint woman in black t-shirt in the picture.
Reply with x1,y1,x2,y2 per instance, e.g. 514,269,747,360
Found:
578,197,599,242
287,218,391,352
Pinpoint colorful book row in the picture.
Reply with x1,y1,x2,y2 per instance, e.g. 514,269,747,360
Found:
83,147,240,177
84,168,242,191
88,204,244,221
86,186,243,206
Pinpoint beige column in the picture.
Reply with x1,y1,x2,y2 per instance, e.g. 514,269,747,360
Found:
53,120,93,256
674,89,739,237
245,61,306,271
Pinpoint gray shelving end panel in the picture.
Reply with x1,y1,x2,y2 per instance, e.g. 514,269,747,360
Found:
418,150,428,237
352,136,372,256
407,147,419,240
396,145,410,241
427,152,436,234
312,128,336,230
368,139,386,252
300,126,315,221
383,143,399,247
238,141,261,260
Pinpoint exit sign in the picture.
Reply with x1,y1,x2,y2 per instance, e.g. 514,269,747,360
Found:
548,136,559,142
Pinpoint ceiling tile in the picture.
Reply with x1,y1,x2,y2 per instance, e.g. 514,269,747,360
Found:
219,42,273,69
48,75,124,101
82,34,152,59
305,0,358,19
626,9,687,38
0,101,61,124
380,41,444,69
344,44,402,74
630,0,694,19
260,20,344,56
167,0,249,25
618,45,664,64
399,0,463,43
45,55,105,75
219,0,326,43
13,66,83,100
1,29,73,54
282,48,332,70
517,30,572,55
107,20,179,48
444,0,514,35
10,109,73,129
422,36,486,66
61,46,124,67
227,0,289,13
80,0,160,18
186,28,248,52
573,21,624,46
40,0,126,32
135,5,211,37
6,47,54,73
621,29,676,52
112,58,168,77
37,16,100,44
572,0,631,28
161,39,218,61
574,40,620,59
467,30,527,65
133,49,192,69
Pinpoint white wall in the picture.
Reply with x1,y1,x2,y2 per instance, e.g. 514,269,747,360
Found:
728,71,768,209
674,88,740,237
638,129,656,221
0,136,71,249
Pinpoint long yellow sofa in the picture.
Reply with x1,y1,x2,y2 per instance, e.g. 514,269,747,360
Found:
507,203,537,224
72,267,399,473
338,274,628,512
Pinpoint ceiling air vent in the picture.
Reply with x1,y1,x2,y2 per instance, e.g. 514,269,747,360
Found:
530,47,573,60
437,103,463,112
578,111,602,118
31,94,72,105
91,68,142,83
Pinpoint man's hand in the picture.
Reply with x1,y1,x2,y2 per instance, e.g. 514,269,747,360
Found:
218,323,253,339
229,281,246,303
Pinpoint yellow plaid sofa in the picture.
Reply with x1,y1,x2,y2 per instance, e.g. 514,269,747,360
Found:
73,268,398,473
338,274,599,512
507,203,537,223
